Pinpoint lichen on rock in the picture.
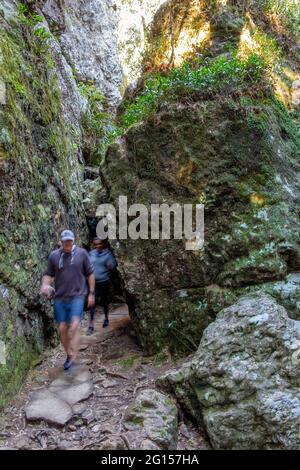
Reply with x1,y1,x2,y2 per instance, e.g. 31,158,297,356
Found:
158,294,300,449
123,388,178,450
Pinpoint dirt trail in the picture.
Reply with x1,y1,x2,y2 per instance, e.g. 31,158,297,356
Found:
0,304,209,450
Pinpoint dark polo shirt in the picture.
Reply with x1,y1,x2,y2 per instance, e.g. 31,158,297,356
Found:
44,246,94,300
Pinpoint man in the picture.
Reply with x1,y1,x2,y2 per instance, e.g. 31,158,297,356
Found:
41,230,95,370
87,238,117,335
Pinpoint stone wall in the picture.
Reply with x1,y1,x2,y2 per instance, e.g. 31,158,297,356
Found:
0,0,86,407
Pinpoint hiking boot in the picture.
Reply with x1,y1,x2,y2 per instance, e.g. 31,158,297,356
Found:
63,356,73,370
103,318,109,328
65,361,80,374
86,326,94,336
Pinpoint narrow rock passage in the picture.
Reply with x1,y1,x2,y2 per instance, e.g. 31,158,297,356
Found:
0,304,209,450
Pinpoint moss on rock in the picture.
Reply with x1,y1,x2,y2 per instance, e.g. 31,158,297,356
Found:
102,92,300,355
0,4,86,407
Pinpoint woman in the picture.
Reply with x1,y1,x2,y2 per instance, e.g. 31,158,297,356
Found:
87,238,117,335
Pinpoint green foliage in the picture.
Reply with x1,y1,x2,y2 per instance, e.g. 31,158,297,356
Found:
240,94,300,153
96,53,268,160
121,53,267,129
33,26,51,42
78,81,105,104
78,81,107,134
98,121,121,159
258,0,300,43
0,334,41,409
17,3,44,26
117,355,137,369
167,320,199,353
271,99,300,157
17,3,50,54
250,28,282,68
17,2,29,14
0,17,81,210
78,81,116,163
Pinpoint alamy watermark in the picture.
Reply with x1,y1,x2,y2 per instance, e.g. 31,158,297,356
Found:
95,196,204,251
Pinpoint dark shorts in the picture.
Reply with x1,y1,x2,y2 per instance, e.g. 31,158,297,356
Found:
95,280,110,305
54,297,85,324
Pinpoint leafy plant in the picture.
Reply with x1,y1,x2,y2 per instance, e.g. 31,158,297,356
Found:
34,27,51,42
94,53,268,160
17,3,44,26
17,3,28,14
120,53,267,129
78,82,116,162
257,0,300,44
17,3,51,54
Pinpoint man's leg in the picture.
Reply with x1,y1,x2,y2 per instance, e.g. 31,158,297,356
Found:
69,317,81,362
54,299,73,369
68,297,84,363
59,322,70,355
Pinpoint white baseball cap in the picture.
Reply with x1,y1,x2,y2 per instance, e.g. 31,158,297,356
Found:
60,229,75,241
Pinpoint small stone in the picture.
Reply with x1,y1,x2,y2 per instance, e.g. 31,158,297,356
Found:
73,419,83,427
34,375,47,384
140,439,161,450
178,423,190,439
98,436,128,450
92,424,101,433
54,382,93,406
25,389,73,426
292,79,300,89
99,424,114,434
57,439,74,450
93,374,105,384
72,403,88,415
102,379,117,389
81,410,95,424
11,435,33,450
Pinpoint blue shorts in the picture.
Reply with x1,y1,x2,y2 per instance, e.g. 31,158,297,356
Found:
53,297,85,324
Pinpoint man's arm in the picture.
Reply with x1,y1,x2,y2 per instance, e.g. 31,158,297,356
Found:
41,254,56,298
87,273,95,308
40,275,55,298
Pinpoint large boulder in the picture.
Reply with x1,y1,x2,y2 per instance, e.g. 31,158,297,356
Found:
205,273,300,319
158,294,300,449
100,94,300,355
93,0,300,358
123,389,178,450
